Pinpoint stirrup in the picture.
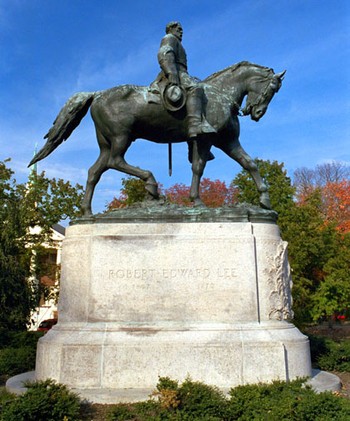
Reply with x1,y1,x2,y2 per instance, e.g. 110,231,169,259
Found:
188,117,216,138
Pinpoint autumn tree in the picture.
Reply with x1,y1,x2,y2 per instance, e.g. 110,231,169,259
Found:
107,177,237,209
165,178,237,207
294,161,349,202
318,180,350,233
289,163,350,322
233,159,350,324
232,159,295,239
0,159,84,331
106,177,161,210
164,182,191,206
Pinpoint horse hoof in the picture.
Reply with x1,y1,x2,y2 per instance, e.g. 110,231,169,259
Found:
145,182,159,199
146,193,160,202
260,193,271,210
81,206,93,217
192,198,206,208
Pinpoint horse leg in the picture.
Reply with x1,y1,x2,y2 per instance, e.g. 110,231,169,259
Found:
108,135,160,200
218,138,271,209
82,146,109,216
189,139,210,206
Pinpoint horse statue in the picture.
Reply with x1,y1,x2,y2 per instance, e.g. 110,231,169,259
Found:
29,61,285,216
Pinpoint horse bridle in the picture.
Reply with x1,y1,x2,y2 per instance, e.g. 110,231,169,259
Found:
239,74,280,117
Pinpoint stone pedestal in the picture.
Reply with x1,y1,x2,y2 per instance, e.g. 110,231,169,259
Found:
35,206,312,403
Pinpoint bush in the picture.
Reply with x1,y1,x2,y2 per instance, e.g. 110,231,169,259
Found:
0,379,81,421
0,346,36,377
107,377,350,421
0,388,16,411
317,340,350,372
107,401,162,421
0,330,43,377
0,330,43,350
308,334,332,362
228,379,350,420
309,335,350,372
176,377,227,419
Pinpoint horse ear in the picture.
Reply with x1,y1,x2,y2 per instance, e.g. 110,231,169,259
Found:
275,70,286,80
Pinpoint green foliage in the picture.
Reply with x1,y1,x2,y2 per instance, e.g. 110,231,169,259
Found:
0,347,36,377
232,159,295,217
282,189,350,324
308,334,332,363
156,376,179,392
0,330,43,350
0,379,81,421
315,338,350,372
0,159,83,331
107,177,150,209
231,160,350,325
310,233,350,322
0,161,32,330
107,377,350,420
107,401,161,421
228,379,350,420
0,388,16,409
0,331,43,376
176,377,227,418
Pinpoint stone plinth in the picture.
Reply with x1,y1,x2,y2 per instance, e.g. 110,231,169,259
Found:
35,205,312,403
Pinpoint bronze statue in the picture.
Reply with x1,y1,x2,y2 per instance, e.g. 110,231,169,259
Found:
29,24,285,216
152,21,216,139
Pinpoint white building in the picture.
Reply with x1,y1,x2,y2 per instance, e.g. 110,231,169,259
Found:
29,223,65,330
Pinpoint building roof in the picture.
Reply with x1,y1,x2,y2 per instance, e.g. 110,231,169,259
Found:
52,223,66,236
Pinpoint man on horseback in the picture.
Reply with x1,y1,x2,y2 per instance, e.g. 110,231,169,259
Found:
156,21,216,139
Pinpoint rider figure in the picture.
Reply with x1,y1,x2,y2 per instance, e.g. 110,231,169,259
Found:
158,21,216,138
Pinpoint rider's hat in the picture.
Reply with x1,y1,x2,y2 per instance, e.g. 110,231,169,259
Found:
162,84,186,111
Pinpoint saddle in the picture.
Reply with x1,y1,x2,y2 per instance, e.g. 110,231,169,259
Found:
148,75,186,112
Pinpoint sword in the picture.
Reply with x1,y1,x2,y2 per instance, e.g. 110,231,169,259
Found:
168,142,172,176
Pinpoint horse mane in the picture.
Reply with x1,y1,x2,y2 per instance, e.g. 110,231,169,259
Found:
204,61,273,83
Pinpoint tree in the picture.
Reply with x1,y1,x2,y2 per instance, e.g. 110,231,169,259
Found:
281,190,330,322
165,178,237,207
232,159,296,241
233,160,350,324
232,159,295,216
283,183,350,324
107,177,237,209
107,177,158,210
0,161,32,331
164,182,192,206
321,180,350,233
294,161,349,199
0,159,84,331
310,232,350,322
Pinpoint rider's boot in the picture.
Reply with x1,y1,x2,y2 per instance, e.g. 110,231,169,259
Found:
186,88,217,139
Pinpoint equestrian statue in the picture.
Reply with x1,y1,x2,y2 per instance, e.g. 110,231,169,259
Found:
29,21,286,216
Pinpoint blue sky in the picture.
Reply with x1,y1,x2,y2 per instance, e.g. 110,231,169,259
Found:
1,0,349,213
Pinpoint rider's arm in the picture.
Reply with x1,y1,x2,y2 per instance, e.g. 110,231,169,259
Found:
157,35,180,85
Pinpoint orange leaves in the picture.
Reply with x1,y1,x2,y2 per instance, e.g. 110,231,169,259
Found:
323,180,350,233
165,178,238,207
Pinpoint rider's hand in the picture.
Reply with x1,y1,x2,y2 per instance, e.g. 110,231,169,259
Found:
168,73,180,86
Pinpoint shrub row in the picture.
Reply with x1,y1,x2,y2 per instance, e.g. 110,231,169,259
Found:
309,335,350,372
0,330,43,377
1,376,349,420
107,376,350,420
0,379,81,421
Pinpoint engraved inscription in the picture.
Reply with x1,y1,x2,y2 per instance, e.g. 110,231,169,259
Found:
108,267,236,280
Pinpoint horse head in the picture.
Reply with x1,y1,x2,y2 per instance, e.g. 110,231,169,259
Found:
242,67,286,121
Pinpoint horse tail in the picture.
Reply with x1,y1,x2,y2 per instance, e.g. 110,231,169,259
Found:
28,92,96,167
